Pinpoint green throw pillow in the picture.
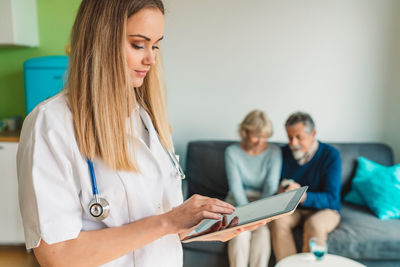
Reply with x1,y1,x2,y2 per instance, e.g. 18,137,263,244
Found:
345,157,400,220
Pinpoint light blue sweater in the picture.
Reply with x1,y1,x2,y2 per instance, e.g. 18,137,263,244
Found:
225,143,282,206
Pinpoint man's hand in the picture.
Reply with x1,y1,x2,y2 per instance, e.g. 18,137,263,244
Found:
283,181,307,204
278,178,295,194
285,182,307,204
299,192,307,204
284,182,301,192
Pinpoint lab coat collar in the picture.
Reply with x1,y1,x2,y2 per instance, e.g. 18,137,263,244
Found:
138,106,159,151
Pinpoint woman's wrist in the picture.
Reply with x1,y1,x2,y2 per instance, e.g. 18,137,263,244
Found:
158,211,178,235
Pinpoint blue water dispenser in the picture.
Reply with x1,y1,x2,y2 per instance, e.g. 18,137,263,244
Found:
23,56,69,114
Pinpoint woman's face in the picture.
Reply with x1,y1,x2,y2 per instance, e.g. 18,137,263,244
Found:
246,132,268,149
126,8,165,87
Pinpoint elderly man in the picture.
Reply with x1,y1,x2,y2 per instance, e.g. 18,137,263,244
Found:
269,112,342,262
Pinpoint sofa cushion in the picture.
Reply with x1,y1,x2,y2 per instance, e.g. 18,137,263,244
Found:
186,141,235,199
354,157,400,220
344,157,400,213
344,188,365,206
329,143,394,197
328,203,400,260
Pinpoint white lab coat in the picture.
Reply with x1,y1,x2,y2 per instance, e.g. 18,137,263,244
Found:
17,91,184,267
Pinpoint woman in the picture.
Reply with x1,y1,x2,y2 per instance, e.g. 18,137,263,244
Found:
16,1,263,266
225,110,282,267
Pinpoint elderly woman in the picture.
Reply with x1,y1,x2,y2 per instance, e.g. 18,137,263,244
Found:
225,110,282,267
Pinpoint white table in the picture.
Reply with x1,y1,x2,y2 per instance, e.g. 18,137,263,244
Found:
275,253,366,267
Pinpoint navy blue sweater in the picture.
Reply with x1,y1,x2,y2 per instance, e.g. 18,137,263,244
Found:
281,142,342,212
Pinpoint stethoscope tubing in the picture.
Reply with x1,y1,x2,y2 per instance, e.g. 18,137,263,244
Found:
86,112,185,220
166,150,185,179
86,144,185,220
87,159,99,196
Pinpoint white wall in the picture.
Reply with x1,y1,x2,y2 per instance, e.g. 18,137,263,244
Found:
383,0,400,164
162,0,400,165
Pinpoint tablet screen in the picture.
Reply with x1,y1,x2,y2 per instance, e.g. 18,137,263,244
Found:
193,190,298,233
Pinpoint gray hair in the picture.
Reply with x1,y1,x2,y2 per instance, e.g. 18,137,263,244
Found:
285,111,315,134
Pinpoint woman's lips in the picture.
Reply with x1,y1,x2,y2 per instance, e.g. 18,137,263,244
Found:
135,70,148,77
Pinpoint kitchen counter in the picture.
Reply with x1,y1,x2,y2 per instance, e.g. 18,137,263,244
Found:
0,130,20,142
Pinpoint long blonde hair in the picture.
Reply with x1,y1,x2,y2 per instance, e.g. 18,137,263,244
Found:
67,0,170,171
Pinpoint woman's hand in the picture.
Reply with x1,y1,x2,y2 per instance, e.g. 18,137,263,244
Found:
184,220,269,242
207,221,267,242
181,215,239,241
163,194,235,235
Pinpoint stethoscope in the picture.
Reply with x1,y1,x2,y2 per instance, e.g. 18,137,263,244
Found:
87,121,185,220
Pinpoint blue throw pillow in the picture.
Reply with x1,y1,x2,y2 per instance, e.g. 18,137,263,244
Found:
344,157,372,206
344,188,366,206
345,157,400,220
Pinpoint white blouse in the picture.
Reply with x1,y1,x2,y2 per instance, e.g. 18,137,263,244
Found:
17,91,183,267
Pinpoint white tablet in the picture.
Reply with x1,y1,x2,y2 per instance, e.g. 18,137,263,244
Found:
182,186,308,243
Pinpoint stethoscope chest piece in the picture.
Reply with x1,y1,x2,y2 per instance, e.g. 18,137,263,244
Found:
89,197,110,220
87,159,110,220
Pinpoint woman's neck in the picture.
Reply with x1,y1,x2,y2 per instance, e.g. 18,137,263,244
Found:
240,142,268,156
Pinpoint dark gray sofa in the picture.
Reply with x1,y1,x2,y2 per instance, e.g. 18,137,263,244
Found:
182,141,400,267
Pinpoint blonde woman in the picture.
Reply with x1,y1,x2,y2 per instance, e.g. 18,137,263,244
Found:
225,110,282,267
16,1,264,266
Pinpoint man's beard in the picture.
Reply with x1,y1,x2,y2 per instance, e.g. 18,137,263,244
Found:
290,146,306,160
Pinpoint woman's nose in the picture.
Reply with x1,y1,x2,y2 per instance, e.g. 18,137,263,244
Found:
143,48,156,65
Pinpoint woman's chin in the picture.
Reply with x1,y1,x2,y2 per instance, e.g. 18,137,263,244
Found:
132,80,143,87
131,77,145,87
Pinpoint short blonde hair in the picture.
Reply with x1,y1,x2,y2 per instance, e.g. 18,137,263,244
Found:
239,110,273,141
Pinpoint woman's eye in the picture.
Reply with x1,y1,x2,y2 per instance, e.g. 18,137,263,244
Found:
131,43,144,49
152,45,159,50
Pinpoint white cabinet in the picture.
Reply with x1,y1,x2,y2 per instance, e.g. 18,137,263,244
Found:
0,0,39,47
0,142,25,244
